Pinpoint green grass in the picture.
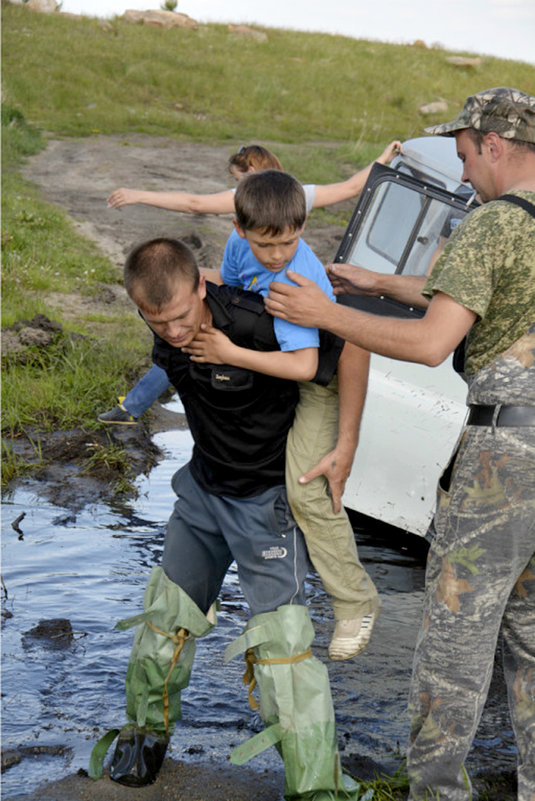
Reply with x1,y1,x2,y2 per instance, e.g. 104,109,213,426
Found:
1,104,152,484
80,440,138,497
354,768,409,800
3,2,535,146
1,333,152,433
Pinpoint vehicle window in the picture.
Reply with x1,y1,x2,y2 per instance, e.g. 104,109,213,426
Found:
335,166,476,281
362,181,422,269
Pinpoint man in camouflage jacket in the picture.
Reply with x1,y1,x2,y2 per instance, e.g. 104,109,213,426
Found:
264,87,535,801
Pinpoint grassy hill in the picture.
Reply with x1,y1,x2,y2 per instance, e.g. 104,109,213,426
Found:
3,2,535,146
2,0,535,485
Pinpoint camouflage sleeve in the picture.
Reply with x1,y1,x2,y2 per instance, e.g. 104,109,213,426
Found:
422,204,500,317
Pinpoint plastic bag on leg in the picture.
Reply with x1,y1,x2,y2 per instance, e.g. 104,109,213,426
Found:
90,566,214,783
225,604,360,799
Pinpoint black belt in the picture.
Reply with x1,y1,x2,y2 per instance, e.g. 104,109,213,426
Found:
467,404,535,427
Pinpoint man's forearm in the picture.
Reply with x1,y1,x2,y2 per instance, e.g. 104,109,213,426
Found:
371,274,428,308
314,302,453,365
326,263,428,308
336,342,370,458
266,276,475,367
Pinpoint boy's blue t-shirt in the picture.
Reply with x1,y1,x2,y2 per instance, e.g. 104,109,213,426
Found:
221,230,335,351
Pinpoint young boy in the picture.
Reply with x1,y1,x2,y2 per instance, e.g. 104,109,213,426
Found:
184,169,380,659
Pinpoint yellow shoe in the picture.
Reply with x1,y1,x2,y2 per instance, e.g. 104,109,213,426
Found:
97,401,137,425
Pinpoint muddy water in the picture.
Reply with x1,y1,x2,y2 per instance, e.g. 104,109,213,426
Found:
1,411,516,799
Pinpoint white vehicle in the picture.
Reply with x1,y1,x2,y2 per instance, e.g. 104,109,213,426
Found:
339,137,478,536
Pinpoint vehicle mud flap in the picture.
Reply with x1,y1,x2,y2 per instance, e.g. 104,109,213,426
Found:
225,604,360,799
89,566,215,779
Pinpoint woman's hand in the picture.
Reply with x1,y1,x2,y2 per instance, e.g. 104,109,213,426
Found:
377,140,403,164
107,188,138,209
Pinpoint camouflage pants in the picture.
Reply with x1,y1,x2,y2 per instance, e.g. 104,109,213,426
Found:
407,424,535,801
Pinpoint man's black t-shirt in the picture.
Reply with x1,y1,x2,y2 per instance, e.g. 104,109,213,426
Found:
152,283,342,498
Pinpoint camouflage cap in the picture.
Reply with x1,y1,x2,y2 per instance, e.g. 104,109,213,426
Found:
424,87,535,144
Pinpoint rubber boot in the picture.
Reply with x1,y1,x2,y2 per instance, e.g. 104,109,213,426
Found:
109,725,169,787
225,604,360,800
91,567,214,786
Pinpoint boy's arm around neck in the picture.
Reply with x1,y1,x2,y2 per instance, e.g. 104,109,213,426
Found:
221,343,318,381
183,324,319,381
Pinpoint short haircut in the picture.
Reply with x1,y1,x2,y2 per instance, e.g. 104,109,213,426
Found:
467,127,535,155
124,238,199,309
228,144,283,174
234,170,306,235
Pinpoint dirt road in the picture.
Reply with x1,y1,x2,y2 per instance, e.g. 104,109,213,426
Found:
23,133,347,272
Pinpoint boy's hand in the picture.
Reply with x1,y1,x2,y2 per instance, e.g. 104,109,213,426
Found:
298,447,352,514
182,324,235,364
266,271,332,328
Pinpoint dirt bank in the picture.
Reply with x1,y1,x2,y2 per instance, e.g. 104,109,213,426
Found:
16,754,404,801
20,759,287,801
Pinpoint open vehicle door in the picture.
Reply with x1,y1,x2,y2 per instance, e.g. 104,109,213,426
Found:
339,137,478,536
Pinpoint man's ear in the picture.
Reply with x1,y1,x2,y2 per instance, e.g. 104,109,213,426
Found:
198,274,207,300
484,131,504,162
233,219,247,239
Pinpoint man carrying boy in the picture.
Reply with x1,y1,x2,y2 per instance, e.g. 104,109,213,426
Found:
96,237,362,798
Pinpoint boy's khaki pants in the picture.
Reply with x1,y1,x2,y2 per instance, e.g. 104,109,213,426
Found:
286,378,379,621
